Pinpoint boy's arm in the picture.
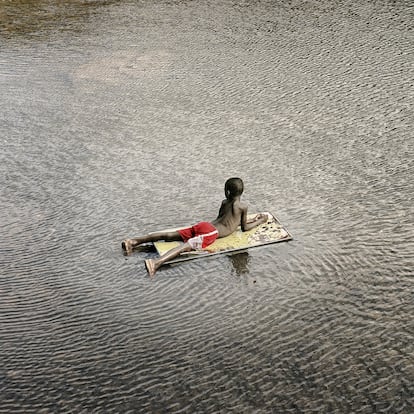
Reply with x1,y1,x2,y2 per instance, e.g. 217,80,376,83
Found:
240,207,268,232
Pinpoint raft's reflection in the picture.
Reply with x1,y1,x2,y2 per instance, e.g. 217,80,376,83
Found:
229,251,250,275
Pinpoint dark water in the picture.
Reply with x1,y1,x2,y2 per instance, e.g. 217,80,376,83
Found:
1,1,413,412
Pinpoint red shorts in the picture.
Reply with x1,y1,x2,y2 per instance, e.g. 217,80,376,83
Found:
178,222,219,250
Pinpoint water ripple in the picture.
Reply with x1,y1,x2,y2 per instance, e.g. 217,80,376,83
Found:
1,0,413,413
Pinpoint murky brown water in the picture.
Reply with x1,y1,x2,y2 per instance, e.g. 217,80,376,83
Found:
1,1,413,412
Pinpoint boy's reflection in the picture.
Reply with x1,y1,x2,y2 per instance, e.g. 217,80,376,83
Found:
229,252,250,275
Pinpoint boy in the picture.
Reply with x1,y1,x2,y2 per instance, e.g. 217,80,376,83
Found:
122,178,268,276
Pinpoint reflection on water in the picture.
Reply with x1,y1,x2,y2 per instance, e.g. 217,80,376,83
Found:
229,252,250,276
1,0,413,412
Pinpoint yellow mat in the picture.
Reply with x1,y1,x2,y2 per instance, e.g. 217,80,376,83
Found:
153,212,292,264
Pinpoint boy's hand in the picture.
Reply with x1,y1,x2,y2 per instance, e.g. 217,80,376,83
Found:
256,213,268,224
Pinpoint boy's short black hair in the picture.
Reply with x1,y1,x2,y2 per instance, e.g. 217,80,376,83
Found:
225,177,244,198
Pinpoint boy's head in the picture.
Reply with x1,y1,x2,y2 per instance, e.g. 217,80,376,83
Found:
225,177,244,199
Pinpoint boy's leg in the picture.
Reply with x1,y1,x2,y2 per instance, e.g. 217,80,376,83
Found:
145,242,192,277
122,231,182,254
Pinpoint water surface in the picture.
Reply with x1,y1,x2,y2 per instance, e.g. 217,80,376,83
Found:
1,0,413,412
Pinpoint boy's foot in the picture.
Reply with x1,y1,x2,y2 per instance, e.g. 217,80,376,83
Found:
122,239,133,255
145,259,158,277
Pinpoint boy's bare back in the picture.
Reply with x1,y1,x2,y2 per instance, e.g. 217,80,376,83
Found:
212,198,247,237
211,178,267,238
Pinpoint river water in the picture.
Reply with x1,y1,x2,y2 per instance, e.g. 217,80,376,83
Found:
1,1,413,413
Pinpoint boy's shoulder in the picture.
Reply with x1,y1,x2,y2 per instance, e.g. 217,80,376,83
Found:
233,199,247,211
222,198,247,212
